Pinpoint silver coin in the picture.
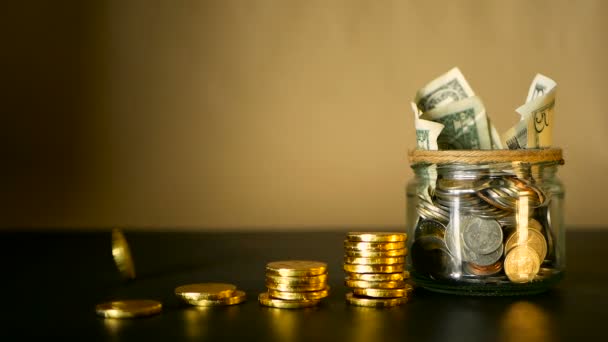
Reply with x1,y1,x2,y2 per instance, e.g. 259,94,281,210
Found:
463,243,504,266
462,217,503,255
414,219,447,240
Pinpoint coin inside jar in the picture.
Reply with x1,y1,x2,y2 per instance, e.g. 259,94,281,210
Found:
461,217,503,255
504,228,547,261
504,245,541,283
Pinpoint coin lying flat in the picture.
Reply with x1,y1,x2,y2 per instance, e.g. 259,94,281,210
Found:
265,281,326,292
504,245,541,283
353,284,413,298
346,232,407,243
343,263,405,274
345,293,408,308
112,229,136,280
345,248,407,258
344,278,407,289
258,292,319,309
265,273,327,286
344,241,406,251
175,283,237,302
96,300,162,318
266,261,327,277
346,271,409,282
343,256,404,265
267,287,330,301
186,290,246,307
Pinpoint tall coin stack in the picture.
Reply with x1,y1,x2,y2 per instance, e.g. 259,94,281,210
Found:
343,232,413,307
258,260,330,309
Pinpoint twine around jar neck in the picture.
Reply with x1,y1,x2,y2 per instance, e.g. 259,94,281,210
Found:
409,148,564,165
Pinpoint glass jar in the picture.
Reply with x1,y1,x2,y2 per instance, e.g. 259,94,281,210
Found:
406,149,564,296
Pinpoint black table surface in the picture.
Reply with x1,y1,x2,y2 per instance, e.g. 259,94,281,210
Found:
1,229,607,340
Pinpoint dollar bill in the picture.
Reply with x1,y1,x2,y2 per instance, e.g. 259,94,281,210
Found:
412,103,444,151
415,67,475,112
487,117,504,149
526,74,557,103
420,96,492,150
503,75,556,148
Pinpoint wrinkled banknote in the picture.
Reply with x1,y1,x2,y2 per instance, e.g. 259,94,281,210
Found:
415,67,475,112
412,103,444,151
421,96,492,150
503,74,556,148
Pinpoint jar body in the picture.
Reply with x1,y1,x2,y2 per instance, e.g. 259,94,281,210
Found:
406,161,564,296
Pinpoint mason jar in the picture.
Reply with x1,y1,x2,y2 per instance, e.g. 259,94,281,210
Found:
406,149,564,296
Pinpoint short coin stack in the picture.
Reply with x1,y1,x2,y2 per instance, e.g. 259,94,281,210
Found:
175,283,246,307
344,232,412,307
259,260,329,309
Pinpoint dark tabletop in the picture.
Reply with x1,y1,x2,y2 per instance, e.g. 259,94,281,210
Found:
1,229,606,340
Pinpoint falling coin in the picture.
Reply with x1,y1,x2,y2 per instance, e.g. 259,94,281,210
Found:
111,229,136,280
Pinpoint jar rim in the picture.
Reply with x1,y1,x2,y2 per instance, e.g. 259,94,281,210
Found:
409,148,563,166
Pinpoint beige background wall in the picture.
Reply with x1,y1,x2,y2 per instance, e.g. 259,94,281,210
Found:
2,0,608,229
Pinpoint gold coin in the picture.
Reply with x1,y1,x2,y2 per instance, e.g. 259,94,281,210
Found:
344,241,406,251
175,283,237,302
346,232,407,243
528,218,544,232
504,229,547,261
345,292,408,308
258,292,319,309
343,263,404,274
185,290,246,307
353,284,413,298
346,271,409,282
265,273,327,286
265,281,326,292
345,278,406,289
343,256,404,265
345,248,407,258
96,300,162,318
268,286,330,301
112,229,136,280
504,245,541,283
266,260,327,277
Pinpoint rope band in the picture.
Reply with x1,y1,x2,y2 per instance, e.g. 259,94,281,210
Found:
409,148,564,165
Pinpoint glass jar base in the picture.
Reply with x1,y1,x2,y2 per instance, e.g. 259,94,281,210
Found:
411,270,564,296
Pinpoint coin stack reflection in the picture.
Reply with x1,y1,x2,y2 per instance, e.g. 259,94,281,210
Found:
343,232,412,307
259,260,329,309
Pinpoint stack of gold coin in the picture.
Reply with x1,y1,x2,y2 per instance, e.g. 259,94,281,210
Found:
258,260,329,309
343,232,413,307
175,283,246,307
